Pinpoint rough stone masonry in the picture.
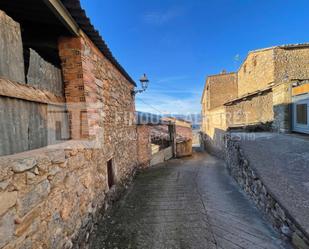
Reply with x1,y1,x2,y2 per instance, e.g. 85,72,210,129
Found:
0,5,144,249
225,133,309,249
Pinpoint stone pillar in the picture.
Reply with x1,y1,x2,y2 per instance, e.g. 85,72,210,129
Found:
0,10,25,83
136,125,151,168
272,82,292,133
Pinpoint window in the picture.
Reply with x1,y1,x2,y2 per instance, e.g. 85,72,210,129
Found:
296,104,308,125
107,159,115,188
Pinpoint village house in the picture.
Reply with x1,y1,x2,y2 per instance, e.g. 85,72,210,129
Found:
160,117,193,157
0,1,151,248
136,115,193,167
201,44,309,155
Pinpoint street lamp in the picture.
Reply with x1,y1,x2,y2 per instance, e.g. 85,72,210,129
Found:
132,73,149,96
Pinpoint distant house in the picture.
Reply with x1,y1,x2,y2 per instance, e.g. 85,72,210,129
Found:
136,115,193,159
201,44,309,155
160,117,193,157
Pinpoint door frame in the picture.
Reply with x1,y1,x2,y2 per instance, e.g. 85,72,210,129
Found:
107,159,115,188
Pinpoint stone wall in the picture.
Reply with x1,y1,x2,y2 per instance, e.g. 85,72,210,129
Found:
226,90,274,127
225,134,309,249
200,130,226,159
272,82,292,133
0,30,139,249
238,49,275,96
200,106,227,158
58,34,137,178
0,141,138,249
150,146,173,166
59,35,136,140
272,47,309,133
275,47,309,82
207,73,238,110
200,72,237,157
137,125,151,168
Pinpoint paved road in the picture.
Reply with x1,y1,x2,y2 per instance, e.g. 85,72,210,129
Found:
90,150,290,249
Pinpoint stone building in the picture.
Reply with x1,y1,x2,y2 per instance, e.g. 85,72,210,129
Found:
201,72,238,157
136,116,193,168
160,117,193,157
201,44,309,155
0,1,146,248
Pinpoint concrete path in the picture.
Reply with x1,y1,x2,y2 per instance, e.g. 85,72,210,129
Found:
90,151,290,249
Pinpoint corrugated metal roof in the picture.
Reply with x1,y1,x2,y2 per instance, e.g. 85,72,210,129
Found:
61,0,136,86
249,43,309,54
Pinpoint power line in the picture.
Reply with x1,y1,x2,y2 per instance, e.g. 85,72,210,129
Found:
136,97,165,115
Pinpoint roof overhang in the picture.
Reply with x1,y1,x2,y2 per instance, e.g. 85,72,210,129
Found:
0,0,137,87
43,0,80,36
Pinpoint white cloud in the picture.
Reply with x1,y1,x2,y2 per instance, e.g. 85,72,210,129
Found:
143,7,184,25
136,91,201,115
136,74,202,114
157,75,189,84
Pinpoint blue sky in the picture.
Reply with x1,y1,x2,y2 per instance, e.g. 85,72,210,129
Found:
80,0,309,114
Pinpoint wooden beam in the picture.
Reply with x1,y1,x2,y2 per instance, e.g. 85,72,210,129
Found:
43,0,80,36
0,78,65,105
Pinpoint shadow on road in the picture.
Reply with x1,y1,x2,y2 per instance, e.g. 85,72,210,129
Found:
89,149,291,249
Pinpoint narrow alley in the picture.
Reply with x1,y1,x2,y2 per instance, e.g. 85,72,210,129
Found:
90,150,290,249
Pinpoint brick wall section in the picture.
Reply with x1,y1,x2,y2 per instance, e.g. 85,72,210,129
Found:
136,125,151,168
58,37,88,139
238,49,275,96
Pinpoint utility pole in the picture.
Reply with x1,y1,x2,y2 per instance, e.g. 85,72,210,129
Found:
168,121,177,158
